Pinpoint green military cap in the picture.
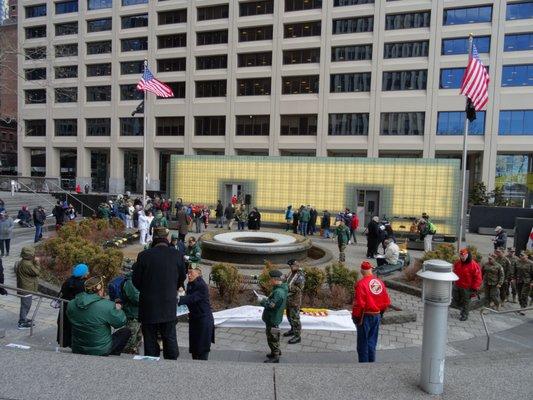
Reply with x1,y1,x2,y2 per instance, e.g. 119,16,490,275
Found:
269,270,283,278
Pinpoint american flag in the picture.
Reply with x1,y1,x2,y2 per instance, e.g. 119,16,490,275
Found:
136,66,174,98
460,44,490,111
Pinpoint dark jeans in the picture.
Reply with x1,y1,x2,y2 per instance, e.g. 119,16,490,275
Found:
356,314,381,363
376,257,388,267
0,239,10,255
192,352,209,360
237,221,245,230
19,296,32,324
108,327,132,356
142,320,179,360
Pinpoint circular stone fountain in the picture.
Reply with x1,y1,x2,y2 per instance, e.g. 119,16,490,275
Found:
200,231,316,265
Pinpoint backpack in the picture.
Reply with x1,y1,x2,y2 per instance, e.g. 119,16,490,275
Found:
427,221,437,235
108,275,126,302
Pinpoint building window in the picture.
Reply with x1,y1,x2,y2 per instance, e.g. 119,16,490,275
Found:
239,26,273,42
86,63,111,77
499,110,533,135
384,40,429,59
197,30,228,45
87,18,112,32
158,33,187,49
25,47,47,60
25,26,47,39
236,115,269,135
502,64,533,86
280,115,317,135
332,17,373,34
284,21,321,38
121,60,144,75
120,84,144,101
495,154,533,206
121,14,148,29
87,41,112,55
195,116,226,136
54,119,77,136
328,113,369,135
196,55,227,70
156,117,185,136
443,6,492,25
122,0,148,5
56,1,78,14
25,120,46,136
335,0,374,5
240,1,274,17
382,70,427,91
55,44,78,57
25,89,47,104
283,48,320,64
195,80,227,97
237,78,271,96
285,0,322,12
439,68,465,89
331,45,372,61
121,37,148,52
55,65,78,79
504,32,533,52
380,112,425,135
120,118,144,136
55,22,78,36
158,82,186,99
25,68,47,81
282,76,319,94
55,87,78,103
87,86,111,102
238,52,272,67
25,4,46,18
88,0,112,11
86,118,111,136
442,36,490,55
197,4,229,21
437,111,485,135
157,58,186,73
158,9,187,25
506,1,533,20
30,149,46,177
330,73,371,92
385,11,430,30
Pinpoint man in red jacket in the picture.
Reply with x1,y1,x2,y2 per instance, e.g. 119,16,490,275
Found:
452,248,482,321
352,261,391,363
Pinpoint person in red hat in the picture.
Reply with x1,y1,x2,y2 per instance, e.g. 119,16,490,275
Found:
352,261,391,363
452,248,482,321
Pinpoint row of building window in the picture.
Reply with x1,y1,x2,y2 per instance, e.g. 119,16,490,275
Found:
23,110,533,137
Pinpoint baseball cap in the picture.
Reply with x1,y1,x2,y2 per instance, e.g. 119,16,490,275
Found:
459,248,469,256
361,261,373,270
269,270,283,278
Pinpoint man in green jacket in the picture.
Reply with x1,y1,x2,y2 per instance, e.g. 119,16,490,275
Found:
15,246,40,329
122,272,141,354
185,236,202,264
67,276,131,356
149,210,169,236
336,219,351,263
261,270,288,363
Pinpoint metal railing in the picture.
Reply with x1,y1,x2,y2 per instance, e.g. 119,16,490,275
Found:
46,180,96,216
0,175,60,194
12,180,57,210
0,283,69,348
479,306,533,351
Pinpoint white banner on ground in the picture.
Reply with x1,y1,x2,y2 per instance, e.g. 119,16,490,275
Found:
212,306,356,332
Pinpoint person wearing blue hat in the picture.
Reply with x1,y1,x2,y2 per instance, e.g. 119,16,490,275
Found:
56,263,90,347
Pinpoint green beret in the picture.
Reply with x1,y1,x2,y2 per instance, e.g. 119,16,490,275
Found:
269,270,282,278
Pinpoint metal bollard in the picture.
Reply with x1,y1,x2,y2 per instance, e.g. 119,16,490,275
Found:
417,259,458,395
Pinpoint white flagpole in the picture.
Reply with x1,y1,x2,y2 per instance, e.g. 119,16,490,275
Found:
142,59,148,208
458,34,473,251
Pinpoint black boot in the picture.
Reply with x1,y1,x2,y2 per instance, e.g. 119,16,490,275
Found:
282,330,294,337
288,336,301,344
266,351,282,358
264,356,279,363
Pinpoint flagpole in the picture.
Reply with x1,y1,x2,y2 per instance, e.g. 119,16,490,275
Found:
458,34,473,251
142,59,148,208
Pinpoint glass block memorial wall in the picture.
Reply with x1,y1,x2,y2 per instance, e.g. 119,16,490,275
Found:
170,156,461,236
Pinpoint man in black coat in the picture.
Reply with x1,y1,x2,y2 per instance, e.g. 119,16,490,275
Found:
366,216,380,258
132,227,185,360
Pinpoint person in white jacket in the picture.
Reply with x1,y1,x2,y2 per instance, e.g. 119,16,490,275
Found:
376,239,400,267
125,202,134,229
138,210,149,245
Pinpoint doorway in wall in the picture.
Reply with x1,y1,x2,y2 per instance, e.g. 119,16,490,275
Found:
356,190,380,227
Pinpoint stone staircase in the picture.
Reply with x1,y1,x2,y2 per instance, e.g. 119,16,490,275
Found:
0,191,58,216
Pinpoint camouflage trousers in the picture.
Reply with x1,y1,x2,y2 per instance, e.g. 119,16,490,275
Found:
484,285,501,307
123,319,142,354
516,282,532,309
286,305,302,338
265,325,280,356
452,286,471,318
500,281,511,302
338,244,347,262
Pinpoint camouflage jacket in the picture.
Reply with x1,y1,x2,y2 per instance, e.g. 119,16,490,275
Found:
514,259,533,284
284,269,305,307
482,262,504,287
494,255,512,280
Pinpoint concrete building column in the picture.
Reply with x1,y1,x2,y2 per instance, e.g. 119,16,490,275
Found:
146,145,160,191
45,147,59,179
18,147,31,176
76,147,92,188
109,148,124,194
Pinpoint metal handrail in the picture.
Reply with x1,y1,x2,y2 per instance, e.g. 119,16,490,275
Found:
479,306,533,351
45,180,96,216
0,283,69,348
12,181,57,210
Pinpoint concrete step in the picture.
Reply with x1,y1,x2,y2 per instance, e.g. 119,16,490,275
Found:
0,191,58,216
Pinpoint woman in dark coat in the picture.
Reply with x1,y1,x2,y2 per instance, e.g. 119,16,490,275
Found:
247,207,261,231
178,266,215,360
56,264,89,347
292,210,300,234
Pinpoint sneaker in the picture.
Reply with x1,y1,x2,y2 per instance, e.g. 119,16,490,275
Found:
17,322,32,330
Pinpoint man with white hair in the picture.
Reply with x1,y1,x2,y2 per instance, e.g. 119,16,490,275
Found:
376,239,400,267
493,226,507,251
